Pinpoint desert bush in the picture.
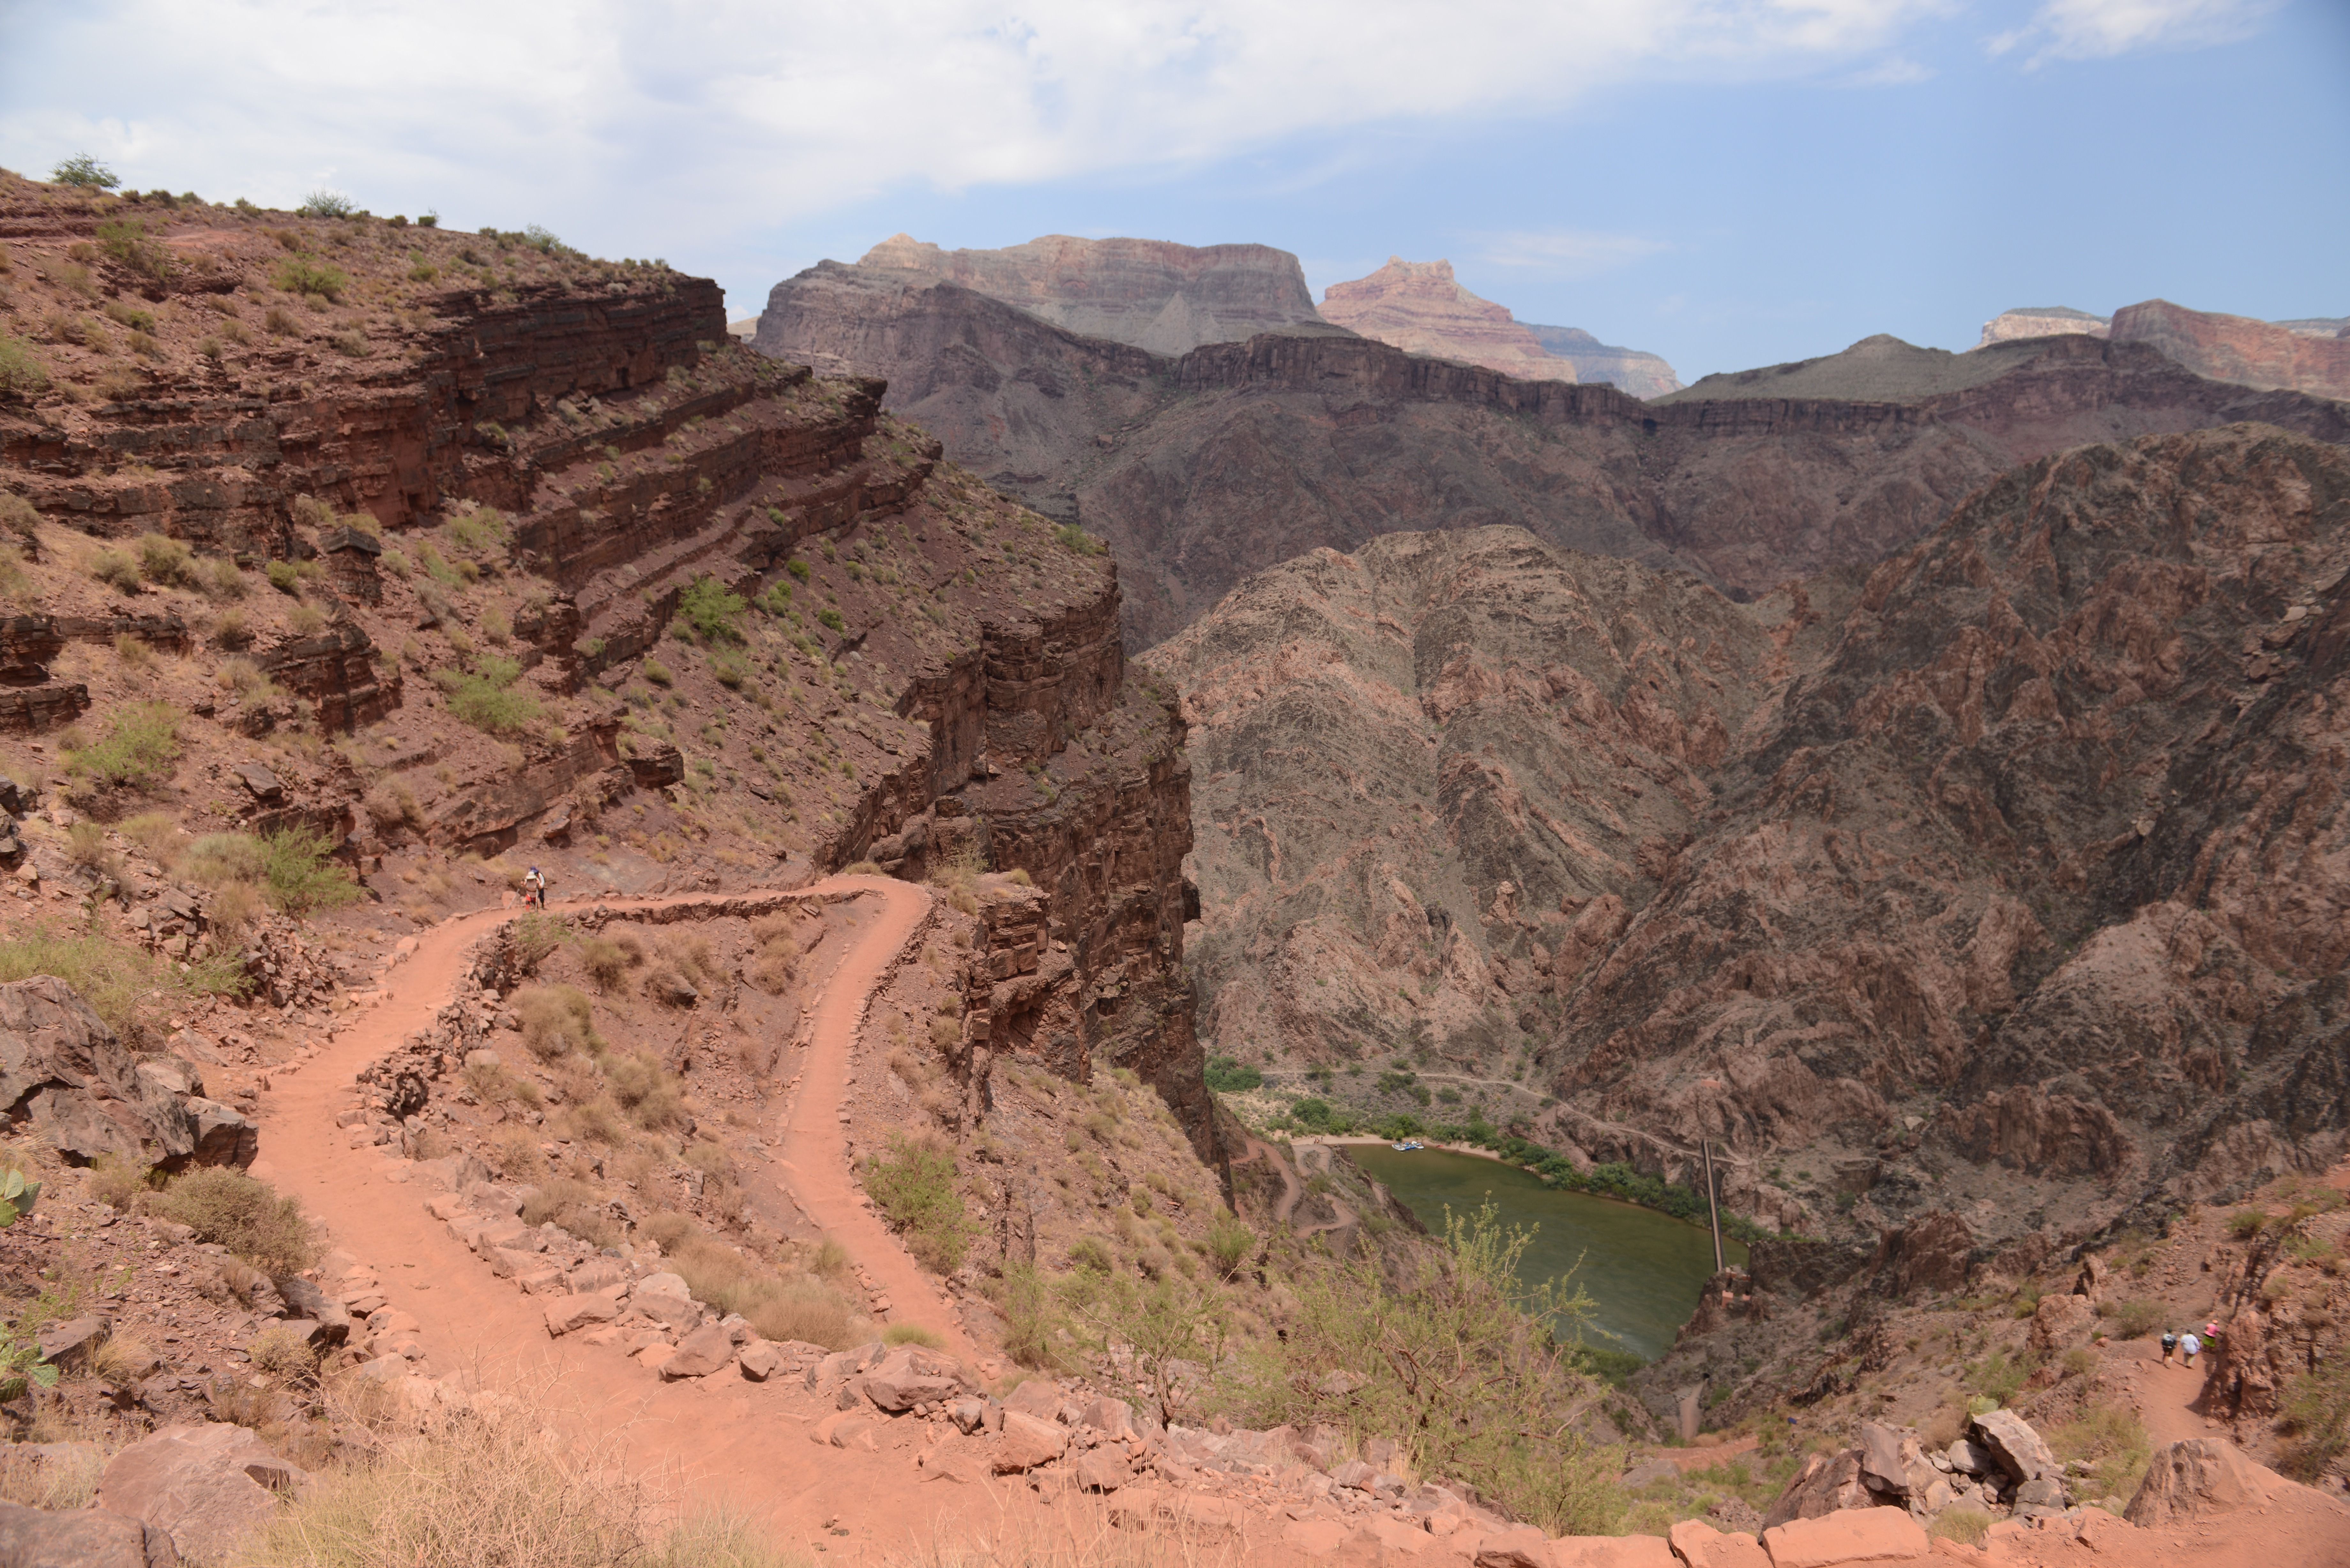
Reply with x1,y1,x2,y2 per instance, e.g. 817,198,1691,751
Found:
444,508,508,555
211,607,254,648
1929,1508,1991,1546
2048,1402,2151,1500
267,559,300,593
118,810,182,868
0,937,231,1041
89,1156,157,1212
272,255,351,301
0,1436,103,1509
206,556,249,599
294,189,354,217
1205,1212,1256,1280
883,1323,944,1349
50,154,119,189
2228,1209,2270,1240
362,779,422,833
248,1323,320,1381
508,910,571,972
2100,1298,2165,1340
149,1168,314,1273
642,659,673,687
1217,1198,1621,1536
514,985,599,1059
442,656,542,734
64,702,181,793
865,1135,971,1273
578,937,628,992
604,1052,685,1130
136,531,197,585
1054,523,1104,556
0,336,51,399
186,825,356,916
2282,1351,2350,1481
677,576,746,643
89,547,141,593
0,492,37,542
288,603,327,636
264,305,297,336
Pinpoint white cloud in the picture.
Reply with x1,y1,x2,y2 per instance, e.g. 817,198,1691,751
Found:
0,1,1959,257
1846,54,1936,83
1469,229,1671,279
1988,0,2281,63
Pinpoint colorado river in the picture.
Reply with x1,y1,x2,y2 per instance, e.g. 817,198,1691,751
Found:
1349,1145,1745,1362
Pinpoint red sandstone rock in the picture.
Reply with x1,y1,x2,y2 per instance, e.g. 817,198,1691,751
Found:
1758,1508,1927,1568
858,232,1329,355
1668,1519,1770,1568
992,1410,1069,1472
1544,1534,1676,1568
2122,1437,2293,1527
2111,298,2350,401
1319,258,1574,381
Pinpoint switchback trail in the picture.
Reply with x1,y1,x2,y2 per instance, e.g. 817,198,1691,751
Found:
248,874,977,1536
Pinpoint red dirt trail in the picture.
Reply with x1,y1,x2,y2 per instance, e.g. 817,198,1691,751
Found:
246,876,1008,1557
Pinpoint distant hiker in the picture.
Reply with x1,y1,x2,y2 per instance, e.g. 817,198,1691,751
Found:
2181,1330,2202,1368
523,866,547,909
2161,1330,2178,1365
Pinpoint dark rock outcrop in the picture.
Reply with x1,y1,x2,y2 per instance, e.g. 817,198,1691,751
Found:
0,976,257,1168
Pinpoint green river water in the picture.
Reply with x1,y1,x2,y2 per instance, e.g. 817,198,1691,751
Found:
1349,1146,1746,1363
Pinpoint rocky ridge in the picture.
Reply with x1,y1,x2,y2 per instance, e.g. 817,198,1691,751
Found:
1523,323,1684,399
1317,257,1579,382
1153,424,2350,1272
850,233,1338,356
757,272,2350,645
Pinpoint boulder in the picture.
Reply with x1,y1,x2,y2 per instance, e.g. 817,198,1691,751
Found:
1001,1376,1064,1421
2123,1438,2281,1527
1665,1519,1770,1568
947,1397,990,1435
1760,1448,1871,1530
272,1278,349,1347
661,1324,737,1380
1943,1438,1995,1477
1759,1508,1929,1568
1,978,254,1170
0,1499,179,1568
993,1410,1069,1472
1078,1394,1139,1439
862,1346,964,1411
232,763,284,803
1074,1446,1132,1492
1471,1524,1551,1568
629,1287,700,1332
2028,1292,2096,1356
36,1314,110,1372
737,1341,783,1381
1968,1409,2058,1484
543,1290,623,1337
98,1423,307,1561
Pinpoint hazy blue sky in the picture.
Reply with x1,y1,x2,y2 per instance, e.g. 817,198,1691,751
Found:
3,0,2341,381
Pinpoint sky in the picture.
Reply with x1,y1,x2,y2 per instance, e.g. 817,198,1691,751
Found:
1,0,2342,381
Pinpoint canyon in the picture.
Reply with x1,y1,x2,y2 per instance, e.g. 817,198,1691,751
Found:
1151,423,2350,1277
758,260,2350,646
1976,300,2349,402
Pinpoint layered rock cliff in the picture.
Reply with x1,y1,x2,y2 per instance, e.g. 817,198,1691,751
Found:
849,233,1336,355
2110,298,2350,402
1317,257,1574,381
758,274,2349,648
1523,323,1683,398
1974,307,2109,350
1151,424,2350,1263
0,174,1207,1156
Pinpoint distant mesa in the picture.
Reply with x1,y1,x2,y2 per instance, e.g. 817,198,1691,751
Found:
2107,298,2350,402
1974,305,2110,350
1520,322,1683,400
1315,257,1684,398
1973,299,2348,401
852,232,1338,356
1657,332,2062,405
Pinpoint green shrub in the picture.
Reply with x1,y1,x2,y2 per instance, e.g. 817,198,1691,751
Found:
1215,1198,1620,1535
0,924,247,1034
1205,1212,1255,1280
2102,1298,2165,1339
135,533,198,587
1929,1508,1991,1546
255,825,360,916
2228,1209,2270,1240
294,189,355,218
1203,1055,1262,1092
785,558,811,582
89,548,141,593
50,154,119,190
0,337,49,399
508,910,572,972
816,608,844,632
1054,523,1104,556
95,217,171,281
265,559,300,594
642,659,674,687
2048,1403,2151,1499
444,509,507,554
443,657,542,734
865,1136,971,1272
271,256,350,302
2283,1348,2350,1480
65,701,181,791
883,1323,944,1348
677,576,746,643
150,1168,314,1273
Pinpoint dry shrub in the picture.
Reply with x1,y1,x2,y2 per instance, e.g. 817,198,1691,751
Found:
118,809,182,869
610,929,647,965
604,1051,684,1130
208,879,264,943
225,1388,800,1568
557,1097,630,1148
249,1323,321,1382
746,923,797,994
578,936,627,991
521,1176,619,1248
0,1438,106,1509
362,779,422,833
150,1167,314,1273
514,984,596,1060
